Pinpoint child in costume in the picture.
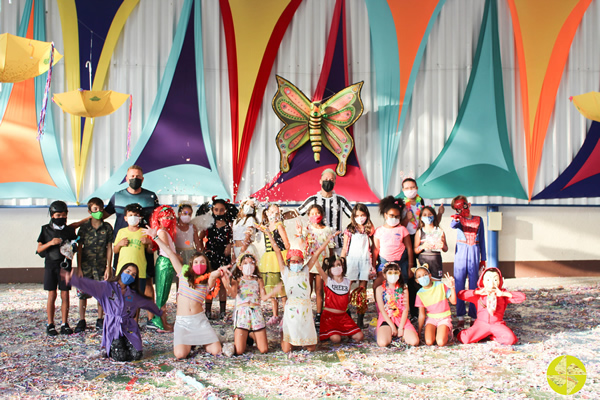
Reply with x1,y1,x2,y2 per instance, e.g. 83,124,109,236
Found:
64,263,162,361
414,206,448,281
75,197,114,333
144,227,225,358
258,203,290,325
232,197,259,260
222,253,282,355
450,195,486,327
311,234,364,343
375,263,419,347
149,205,178,331
415,265,456,346
175,203,203,265
341,203,374,328
456,267,526,345
297,204,334,326
37,200,78,336
260,226,318,353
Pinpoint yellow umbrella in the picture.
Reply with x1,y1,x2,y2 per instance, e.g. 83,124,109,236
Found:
53,89,130,118
571,92,600,123
0,33,62,83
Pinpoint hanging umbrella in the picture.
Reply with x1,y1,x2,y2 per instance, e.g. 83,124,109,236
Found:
53,89,133,157
571,92,600,122
0,33,62,83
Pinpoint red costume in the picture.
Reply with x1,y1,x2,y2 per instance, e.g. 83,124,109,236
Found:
457,267,525,345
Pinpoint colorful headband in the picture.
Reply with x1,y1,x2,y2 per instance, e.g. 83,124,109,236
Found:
286,249,305,261
411,263,430,275
236,252,257,266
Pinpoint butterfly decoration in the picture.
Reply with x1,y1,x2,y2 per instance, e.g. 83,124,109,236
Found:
272,75,364,176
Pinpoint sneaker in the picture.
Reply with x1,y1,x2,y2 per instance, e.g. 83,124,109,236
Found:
60,323,74,335
74,319,86,333
46,323,58,336
151,316,165,330
218,311,226,320
146,319,159,330
95,318,104,331
314,313,321,327
206,310,213,320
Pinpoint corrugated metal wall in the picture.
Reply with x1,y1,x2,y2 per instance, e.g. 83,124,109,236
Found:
2,0,600,206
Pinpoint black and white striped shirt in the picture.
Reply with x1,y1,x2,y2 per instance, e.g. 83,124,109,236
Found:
297,192,352,248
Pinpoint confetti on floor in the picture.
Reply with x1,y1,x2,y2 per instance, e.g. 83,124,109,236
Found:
0,279,599,399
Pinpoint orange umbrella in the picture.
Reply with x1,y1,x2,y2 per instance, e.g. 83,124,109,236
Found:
0,33,62,83
571,92,600,122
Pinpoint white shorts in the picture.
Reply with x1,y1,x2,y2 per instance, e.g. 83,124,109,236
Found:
174,312,220,346
346,256,371,281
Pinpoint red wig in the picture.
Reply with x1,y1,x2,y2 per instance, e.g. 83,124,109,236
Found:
150,205,176,241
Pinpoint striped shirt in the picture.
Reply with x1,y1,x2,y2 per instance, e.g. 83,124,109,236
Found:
415,281,452,319
297,191,352,248
177,272,208,304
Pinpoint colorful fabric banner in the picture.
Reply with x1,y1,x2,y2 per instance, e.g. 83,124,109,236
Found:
507,0,592,199
365,0,446,195
90,0,227,201
0,0,74,200
417,0,526,199
220,0,302,198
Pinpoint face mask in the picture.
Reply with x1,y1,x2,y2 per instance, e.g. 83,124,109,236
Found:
180,215,192,223
330,266,343,276
321,180,334,192
91,211,103,220
355,216,367,225
128,178,142,190
51,217,67,227
309,215,323,224
213,213,226,221
422,216,434,225
386,273,400,284
242,263,255,276
121,272,135,286
404,189,418,199
289,262,304,273
192,263,207,275
386,217,400,227
268,213,278,222
418,275,431,287
127,215,140,226
243,205,255,215
161,218,175,228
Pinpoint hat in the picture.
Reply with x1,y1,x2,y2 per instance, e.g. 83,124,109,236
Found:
286,249,305,261
411,263,430,275
49,200,67,214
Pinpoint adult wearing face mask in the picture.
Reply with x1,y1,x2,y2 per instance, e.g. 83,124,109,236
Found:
290,169,352,252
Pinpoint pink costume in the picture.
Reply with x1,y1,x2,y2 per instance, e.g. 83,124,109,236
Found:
457,267,526,345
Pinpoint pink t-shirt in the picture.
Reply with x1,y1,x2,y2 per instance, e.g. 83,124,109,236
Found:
374,225,409,261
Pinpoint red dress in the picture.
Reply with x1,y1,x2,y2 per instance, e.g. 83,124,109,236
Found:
319,277,361,340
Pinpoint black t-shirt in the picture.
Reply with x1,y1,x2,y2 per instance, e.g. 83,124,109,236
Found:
37,223,78,262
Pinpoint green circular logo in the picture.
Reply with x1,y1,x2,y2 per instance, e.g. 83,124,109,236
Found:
547,355,587,395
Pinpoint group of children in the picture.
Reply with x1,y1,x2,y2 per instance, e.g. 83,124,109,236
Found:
37,176,525,361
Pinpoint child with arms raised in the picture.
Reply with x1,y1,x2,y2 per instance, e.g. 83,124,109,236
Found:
414,265,456,346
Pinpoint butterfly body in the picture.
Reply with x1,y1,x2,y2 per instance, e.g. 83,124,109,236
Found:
272,75,364,176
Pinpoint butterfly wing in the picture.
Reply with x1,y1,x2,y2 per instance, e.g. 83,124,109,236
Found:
272,76,312,172
320,82,364,176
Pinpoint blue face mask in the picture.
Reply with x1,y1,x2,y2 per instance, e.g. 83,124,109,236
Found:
121,272,135,286
289,263,304,273
422,216,434,225
418,275,430,287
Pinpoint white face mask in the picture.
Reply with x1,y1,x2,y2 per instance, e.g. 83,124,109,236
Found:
386,217,400,227
331,266,343,276
386,274,400,284
243,204,254,215
289,263,304,273
242,263,255,276
180,215,192,223
127,215,140,227
268,213,278,222
355,216,367,225
403,189,418,199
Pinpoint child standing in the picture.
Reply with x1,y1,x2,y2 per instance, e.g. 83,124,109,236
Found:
260,227,317,353
175,203,203,265
222,253,282,355
414,206,448,281
450,195,486,327
373,197,414,297
150,205,178,332
312,235,364,343
64,263,162,361
258,203,290,325
341,203,374,328
415,265,456,346
75,197,114,333
375,263,419,347
297,204,334,326
232,198,259,260
37,201,78,336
